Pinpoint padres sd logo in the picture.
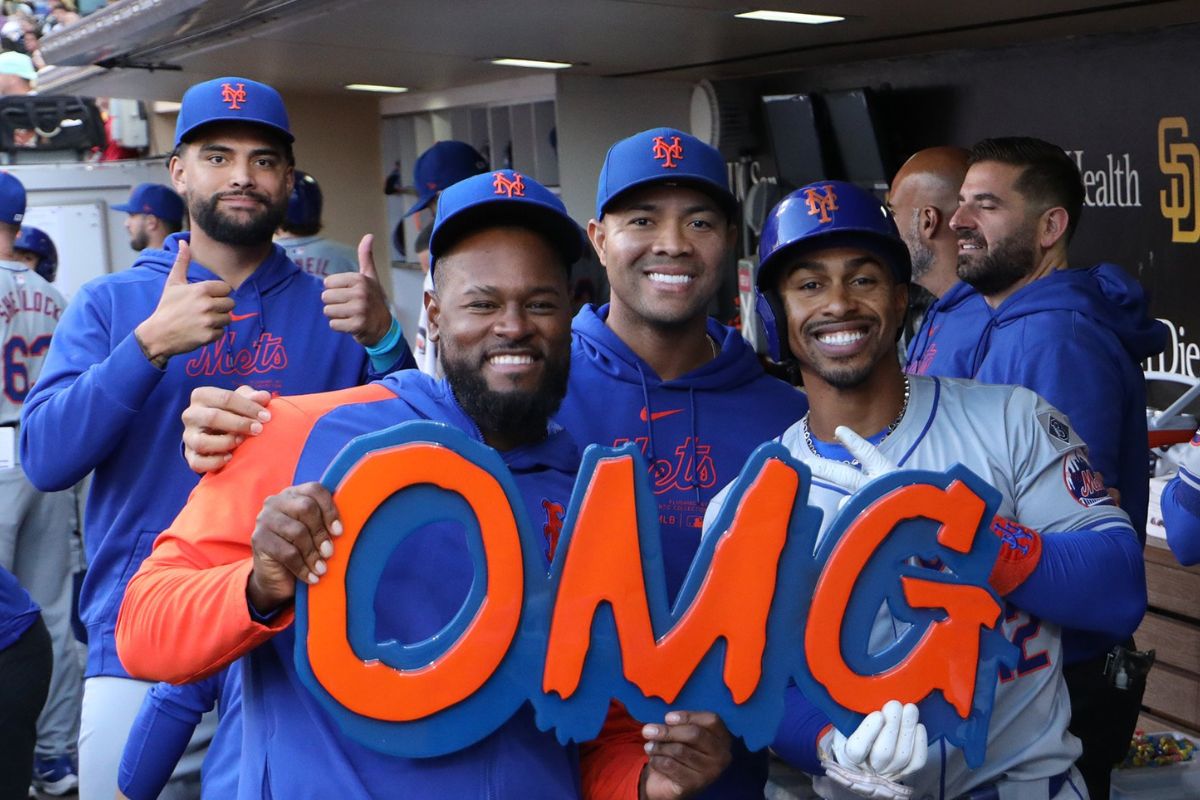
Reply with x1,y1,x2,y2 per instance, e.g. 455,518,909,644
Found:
1159,116,1200,243
803,184,839,223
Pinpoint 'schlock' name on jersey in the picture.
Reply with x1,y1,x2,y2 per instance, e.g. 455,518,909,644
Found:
0,287,63,324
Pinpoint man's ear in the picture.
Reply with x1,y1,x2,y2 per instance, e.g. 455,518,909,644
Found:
919,206,941,241
425,288,440,343
585,218,608,269
1039,207,1070,250
168,152,186,195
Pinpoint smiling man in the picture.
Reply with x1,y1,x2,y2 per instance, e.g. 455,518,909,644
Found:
556,128,808,799
739,179,1144,800
948,137,1165,799
19,76,413,799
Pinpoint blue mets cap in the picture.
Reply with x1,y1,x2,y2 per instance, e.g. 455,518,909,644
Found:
428,169,583,271
405,140,490,218
0,171,26,225
112,183,185,226
174,76,293,147
595,127,736,219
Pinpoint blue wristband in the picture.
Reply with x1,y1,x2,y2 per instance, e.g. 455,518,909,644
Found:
365,318,402,356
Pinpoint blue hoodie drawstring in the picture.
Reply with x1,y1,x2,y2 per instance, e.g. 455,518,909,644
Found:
688,387,700,504
637,363,657,461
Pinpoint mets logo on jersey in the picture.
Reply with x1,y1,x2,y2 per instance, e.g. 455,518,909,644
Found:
221,82,247,110
493,172,525,197
1062,452,1113,507
803,185,838,223
651,136,683,168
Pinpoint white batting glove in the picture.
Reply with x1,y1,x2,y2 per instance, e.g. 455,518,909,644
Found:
806,426,899,506
815,701,927,800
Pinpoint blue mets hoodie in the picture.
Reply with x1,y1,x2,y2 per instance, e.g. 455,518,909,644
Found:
555,304,808,799
905,280,992,377
968,264,1166,663
20,232,414,678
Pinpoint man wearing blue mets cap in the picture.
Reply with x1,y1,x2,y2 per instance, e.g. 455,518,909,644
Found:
112,183,184,252
20,74,414,799
557,127,807,799
117,168,729,799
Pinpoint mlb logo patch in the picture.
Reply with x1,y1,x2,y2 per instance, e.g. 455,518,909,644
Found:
1038,411,1080,452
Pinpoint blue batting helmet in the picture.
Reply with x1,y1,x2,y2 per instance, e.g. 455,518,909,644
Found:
286,170,322,229
755,180,911,363
14,225,57,283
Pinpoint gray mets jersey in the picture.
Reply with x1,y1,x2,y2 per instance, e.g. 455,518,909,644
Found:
1,261,65,427
279,235,358,278
711,375,1133,798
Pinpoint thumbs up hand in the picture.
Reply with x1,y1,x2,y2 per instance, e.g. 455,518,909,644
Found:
134,240,235,368
321,233,393,346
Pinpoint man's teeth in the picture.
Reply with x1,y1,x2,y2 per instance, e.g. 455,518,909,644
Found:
817,330,866,346
960,242,983,250
490,354,533,365
648,272,693,285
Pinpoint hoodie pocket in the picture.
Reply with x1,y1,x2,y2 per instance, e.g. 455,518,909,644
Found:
101,528,160,620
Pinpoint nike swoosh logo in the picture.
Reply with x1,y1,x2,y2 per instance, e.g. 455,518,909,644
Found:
639,407,683,423
230,312,259,322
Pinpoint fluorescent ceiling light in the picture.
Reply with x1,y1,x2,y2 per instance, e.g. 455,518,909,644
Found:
491,57,573,70
345,83,409,93
735,10,844,24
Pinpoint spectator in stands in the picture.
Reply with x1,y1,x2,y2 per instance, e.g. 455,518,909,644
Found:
0,50,35,95
111,183,184,252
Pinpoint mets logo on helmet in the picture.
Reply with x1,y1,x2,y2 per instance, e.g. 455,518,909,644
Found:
221,82,247,110
803,185,838,223
493,172,525,198
651,136,683,168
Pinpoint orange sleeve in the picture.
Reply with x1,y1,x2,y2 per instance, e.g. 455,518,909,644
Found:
581,700,648,800
116,384,395,684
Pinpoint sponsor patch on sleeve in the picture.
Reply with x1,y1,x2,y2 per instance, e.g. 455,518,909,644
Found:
1062,451,1115,507
1037,411,1084,453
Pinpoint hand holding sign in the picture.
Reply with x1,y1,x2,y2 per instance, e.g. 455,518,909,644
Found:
182,384,272,473
248,482,342,614
640,711,733,800
816,701,927,799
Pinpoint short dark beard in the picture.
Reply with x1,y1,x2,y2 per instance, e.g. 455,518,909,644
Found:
956,225,1038,296
442,349,570,447
129,230,148,252
190,190,286,247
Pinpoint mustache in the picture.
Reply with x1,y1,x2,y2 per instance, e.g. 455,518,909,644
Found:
956,230,986,246
215,189,271,204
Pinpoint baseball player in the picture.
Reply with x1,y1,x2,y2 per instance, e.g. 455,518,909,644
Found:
886,147,991,377
275,170,359,277
403,140,490,377
112,183,185,252
13,224,58,283
1161,434,1200,565
711,179,1146,799
19,76,414,800
116,169,731,799
0,172,81,795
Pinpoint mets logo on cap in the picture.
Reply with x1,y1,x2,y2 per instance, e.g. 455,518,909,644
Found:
651,135,683,169
493,171,525,198
803,184,838,224
220,82,247,110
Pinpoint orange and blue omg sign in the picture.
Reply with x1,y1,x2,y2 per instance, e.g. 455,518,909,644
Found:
294,422,1016,767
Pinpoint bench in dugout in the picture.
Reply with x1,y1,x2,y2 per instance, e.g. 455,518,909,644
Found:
0,95,106,164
